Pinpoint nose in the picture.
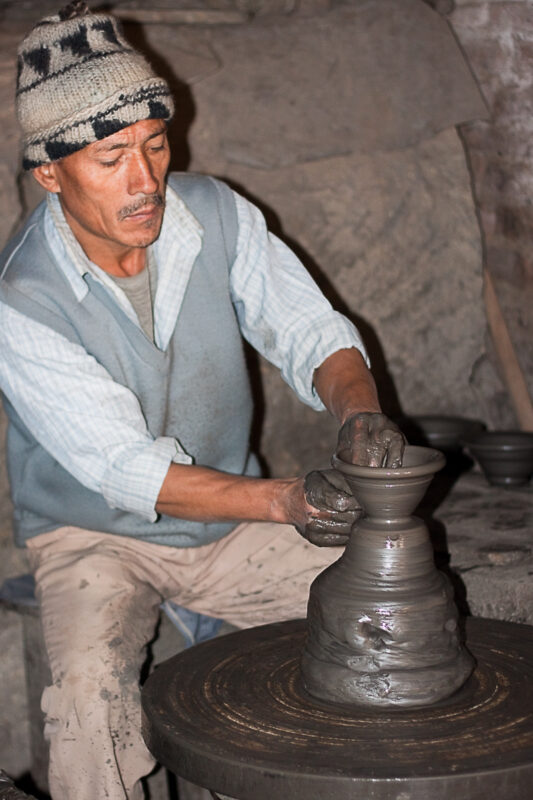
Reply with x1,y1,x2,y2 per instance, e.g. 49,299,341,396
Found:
127,152,158,196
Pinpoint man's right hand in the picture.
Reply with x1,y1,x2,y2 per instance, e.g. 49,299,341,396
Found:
156,462,361,544
282,469,362,547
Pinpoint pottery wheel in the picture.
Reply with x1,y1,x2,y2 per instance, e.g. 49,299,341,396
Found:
141,617,533,800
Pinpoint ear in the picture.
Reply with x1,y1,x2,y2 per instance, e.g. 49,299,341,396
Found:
32,163,61,193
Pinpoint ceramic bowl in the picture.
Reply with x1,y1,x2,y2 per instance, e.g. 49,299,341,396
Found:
399,415,485,453
333,445,446,518
463,431,533,487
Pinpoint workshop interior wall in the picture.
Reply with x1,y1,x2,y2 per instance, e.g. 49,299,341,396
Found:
451,0,533,430
0,0,531,778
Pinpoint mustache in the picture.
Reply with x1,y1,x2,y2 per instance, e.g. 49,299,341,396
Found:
117,193,164,221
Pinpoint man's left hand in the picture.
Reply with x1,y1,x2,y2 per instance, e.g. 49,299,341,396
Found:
336,411,406,468
297,469,362,547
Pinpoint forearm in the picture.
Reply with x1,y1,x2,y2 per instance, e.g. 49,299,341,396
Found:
313,347,381,423
155,462,299,524
156,462,360,546
315,347,405,467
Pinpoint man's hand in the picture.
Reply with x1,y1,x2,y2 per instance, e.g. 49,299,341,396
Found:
336,411,406,468
313,349,406,468
156,462,360,543
284,469,362,547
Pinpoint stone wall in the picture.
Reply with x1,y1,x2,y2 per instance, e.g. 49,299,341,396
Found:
449,0,533,427
0,0,532,784
0,9,34,779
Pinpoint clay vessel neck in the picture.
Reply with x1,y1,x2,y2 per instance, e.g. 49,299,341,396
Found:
332,444,446,520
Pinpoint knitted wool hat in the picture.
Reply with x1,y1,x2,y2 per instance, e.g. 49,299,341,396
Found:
16,1,174,169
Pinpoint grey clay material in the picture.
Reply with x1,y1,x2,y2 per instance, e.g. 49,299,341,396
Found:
301,445,475,707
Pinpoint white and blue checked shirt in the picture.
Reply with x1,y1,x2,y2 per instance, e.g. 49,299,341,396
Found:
0,183,367,521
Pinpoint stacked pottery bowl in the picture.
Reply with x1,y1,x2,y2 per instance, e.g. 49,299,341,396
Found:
463,431,533,487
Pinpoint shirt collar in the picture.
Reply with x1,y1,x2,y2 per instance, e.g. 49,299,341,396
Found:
158,180,204,246
151,180,204,350
45,192,93,302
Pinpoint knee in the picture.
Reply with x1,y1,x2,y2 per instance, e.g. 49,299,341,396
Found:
42,666,140,741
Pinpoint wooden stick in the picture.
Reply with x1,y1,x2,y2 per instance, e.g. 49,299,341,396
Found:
113,8,247,25
483,268,533,430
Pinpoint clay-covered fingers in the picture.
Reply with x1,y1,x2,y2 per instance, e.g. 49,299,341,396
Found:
336,411,406,468
304,469,360,512
303,517,352,548
381,425,405,468
297,469,362,546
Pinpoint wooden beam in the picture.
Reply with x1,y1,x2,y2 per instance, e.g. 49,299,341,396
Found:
113,8,247,25
483,268,533,430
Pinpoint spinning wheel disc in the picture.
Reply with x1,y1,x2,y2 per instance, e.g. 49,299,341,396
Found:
142,617,533,800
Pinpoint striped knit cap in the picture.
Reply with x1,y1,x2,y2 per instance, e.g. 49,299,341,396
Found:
16,1,174,169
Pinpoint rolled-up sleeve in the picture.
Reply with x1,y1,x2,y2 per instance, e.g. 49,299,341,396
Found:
0,303,192,521
230,192,369,410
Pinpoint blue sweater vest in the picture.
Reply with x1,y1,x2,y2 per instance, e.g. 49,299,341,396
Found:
0,174,258,547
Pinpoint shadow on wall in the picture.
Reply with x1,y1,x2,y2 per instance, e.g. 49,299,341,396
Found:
96,16,402,451
121,19,195,174
226,179,404,421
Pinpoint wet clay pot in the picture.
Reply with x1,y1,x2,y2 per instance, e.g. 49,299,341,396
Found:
301,445,474,708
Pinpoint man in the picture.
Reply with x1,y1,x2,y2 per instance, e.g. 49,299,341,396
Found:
0,3,404,798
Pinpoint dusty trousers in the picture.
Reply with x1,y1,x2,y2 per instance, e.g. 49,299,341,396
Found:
27,522,342,800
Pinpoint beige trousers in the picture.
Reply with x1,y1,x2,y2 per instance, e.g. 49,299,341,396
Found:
27,522,341,800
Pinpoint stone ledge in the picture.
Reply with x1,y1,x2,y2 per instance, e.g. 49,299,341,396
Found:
430,469,533,623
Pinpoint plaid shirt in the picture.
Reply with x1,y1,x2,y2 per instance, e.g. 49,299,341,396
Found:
0,181,366,521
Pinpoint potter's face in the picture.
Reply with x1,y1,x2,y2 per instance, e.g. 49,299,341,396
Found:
34,119,170,254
